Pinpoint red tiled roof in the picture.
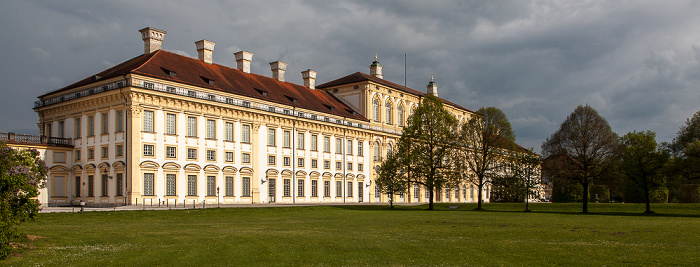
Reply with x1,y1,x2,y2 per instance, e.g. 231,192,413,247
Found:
40,50,367,121
317,72,475,114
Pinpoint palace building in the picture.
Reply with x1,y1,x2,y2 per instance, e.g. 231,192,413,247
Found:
24,27,495,207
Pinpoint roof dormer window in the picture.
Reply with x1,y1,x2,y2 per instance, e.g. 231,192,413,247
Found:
201,76,214,85
255,88,268,96
285,95,297,103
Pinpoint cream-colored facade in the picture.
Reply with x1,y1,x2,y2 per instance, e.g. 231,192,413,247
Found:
28,27,495,206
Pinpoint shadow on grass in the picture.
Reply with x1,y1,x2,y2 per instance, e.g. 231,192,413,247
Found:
329,203,700,218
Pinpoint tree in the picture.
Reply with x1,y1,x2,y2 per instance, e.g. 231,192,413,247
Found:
458,107,516,210
618,131,670,213
395,95,460,210
669,110,700,181
510,148,541,212
0,143,47,259
375,151,408,208
541,105,619,213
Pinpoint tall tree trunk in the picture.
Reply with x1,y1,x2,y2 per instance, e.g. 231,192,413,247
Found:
582,181,589,213
428,187,434,210
644,184,651,213
477,180,484,210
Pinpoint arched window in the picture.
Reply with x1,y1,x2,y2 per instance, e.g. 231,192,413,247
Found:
385,101,392,124
386,143,393,156
398,105,404,126
374,141,381,161
373,99,380,122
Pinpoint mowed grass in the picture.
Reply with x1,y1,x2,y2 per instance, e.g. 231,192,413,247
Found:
6,203,700,266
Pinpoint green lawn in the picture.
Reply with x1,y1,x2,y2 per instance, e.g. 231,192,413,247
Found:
5,203,700,266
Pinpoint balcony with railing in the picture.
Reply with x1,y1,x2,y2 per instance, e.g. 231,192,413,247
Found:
0,132,73,147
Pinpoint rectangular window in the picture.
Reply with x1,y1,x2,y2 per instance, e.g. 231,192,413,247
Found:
283,179,290,197
143,144,154,156
187,116,197,137
297,158,304,167
242,153,251,163
207,176,216,196
88,148,94,159
358,142,363,156
242,177,251,197
283,156,290,166
166,113,176,135
268,128,275,146
335,139,342,154
166,174,176,196
311,134,318,151
225,176,234,196
187,175,197,196
101,147,108,158
324,160,330,169
143,110,154,132
116,110,124,132
225,122,234,141
58,121,64,138
116,174,123,196
324,181,330,197
206,119,216,139
323,136,330,152
75,176,81,197
116,144,123,157
347,181,353,197
206,150,216,161
347,162,352,171
187,148,197,160
225,152,234,162
88,115,94,136
101,175,108,196
336,161,342,170
311,159,318,168
312,180,318,197
88,175,94,197
336,181,342,197
358,163,363,172
242,124,251,143
347,140,353,155
283,131,290,148
166,146,176,158
298,179,304,197
75,149,81,161
144,173,154,196
75,118,81,138
297,133,304,149
268,155,276,165
102,113,109,134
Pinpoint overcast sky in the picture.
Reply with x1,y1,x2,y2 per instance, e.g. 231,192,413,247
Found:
2,0,699,153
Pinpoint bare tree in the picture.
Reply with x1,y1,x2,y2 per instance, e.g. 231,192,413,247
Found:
542,105,619,213
458,107,516,210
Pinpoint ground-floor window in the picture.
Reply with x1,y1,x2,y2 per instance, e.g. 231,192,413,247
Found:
414,184,419,201
284,179,291,197
166,174,176,196
188,175,197,196
323,181,330,197
297,179,304,197
445,187,450,202
225,176,234,196
143,173,154,196
242,177,251,197
347,181,353,197
336,181,342,197
311,180,318,197
207,176,216,196
75,176,81,197
116,174,123,196
88,175,94,197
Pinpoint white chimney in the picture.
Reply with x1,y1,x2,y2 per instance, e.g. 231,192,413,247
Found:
195,40,215,64
302,69,317,90
138,27,167,54
370,54,383,79
427,76,438,97
234,51,254,74
270,61,288,82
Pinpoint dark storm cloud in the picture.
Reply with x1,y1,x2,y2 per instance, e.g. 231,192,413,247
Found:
2,0,699,152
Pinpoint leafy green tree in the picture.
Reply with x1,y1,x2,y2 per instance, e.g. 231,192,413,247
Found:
375,151,408,208
458,107,516,210
0,143,47,259
542,105,619,213
619,131,670,213
395,95,460,210
510,149,541,212
669,110,700,181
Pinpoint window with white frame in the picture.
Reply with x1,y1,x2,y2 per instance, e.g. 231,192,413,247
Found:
143,110,154,132
297,132,304,149
207,176,216,196
166,146,176,158
143,144,154,156
283,179,290,197
346,140,352,155
242,153,251,163
347,181,353,197
241,124,250,143
398,105,404,127
298,158,304,167
335,161,342,170
297,179,304,197
283,156,290,166
116,110,124,132
335,139,342,154
373,98,380,122
283,130,290,148
358,163,363,172
206,119,216,139
187,175,197,196
166,174,176,196
225,176,234,196
166,113,176,135
347,162,352,171
187,148,197,160
225,152,234,162
143,173,154,196
311,159,317,168
268,155,276,165
312,180,318,197
311,134,318,151
268,128,275,146
385,101,392,124
358,142,363,156
88,115,94,136
323,136,330,152
336,181,342,197
102,113,109,134
225,122,233,141
206,150,216,161
242,177,251,197
374,142,380,161
187,116,197,137
324,181,330,197
324,160,330,169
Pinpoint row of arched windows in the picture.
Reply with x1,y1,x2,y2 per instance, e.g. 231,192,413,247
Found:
373,97,413,127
